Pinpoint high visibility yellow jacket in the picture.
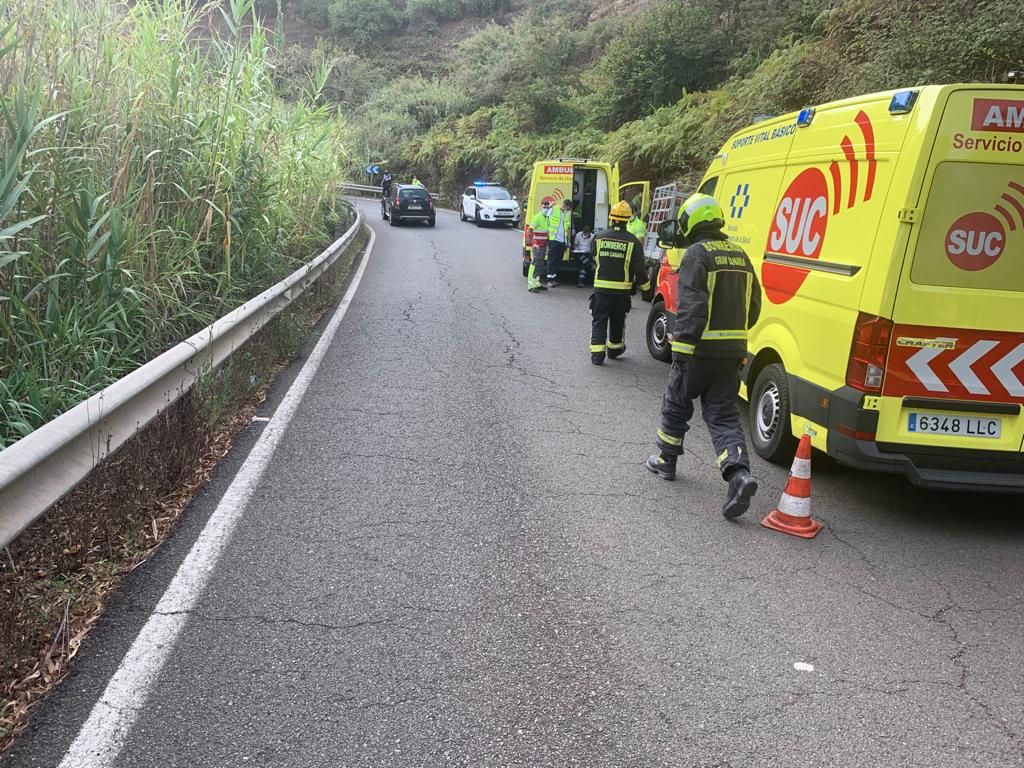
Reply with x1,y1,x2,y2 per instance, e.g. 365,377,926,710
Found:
546,206,571,243
626,217,647,240
529,211,550,247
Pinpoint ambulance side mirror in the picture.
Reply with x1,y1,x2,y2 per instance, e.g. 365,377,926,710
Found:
657,220,684,250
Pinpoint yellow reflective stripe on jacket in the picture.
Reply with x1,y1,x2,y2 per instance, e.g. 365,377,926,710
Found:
705,272,716,337
670,340,695,355
590,344,606,353
702,330,747,340
658,429,682,446
593,278,632,290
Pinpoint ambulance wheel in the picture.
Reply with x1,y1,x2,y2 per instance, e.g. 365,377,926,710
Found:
750,363,797,463
645,301,672,362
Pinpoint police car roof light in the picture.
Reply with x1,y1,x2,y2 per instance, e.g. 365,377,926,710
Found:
889,90,918,114
796,108,815,127
474,180,500,187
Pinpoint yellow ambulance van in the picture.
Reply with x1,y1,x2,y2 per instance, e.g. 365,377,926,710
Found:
680,84,1023,492
521,159,649,276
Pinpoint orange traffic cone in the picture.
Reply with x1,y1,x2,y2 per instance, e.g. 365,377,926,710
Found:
761,434,823,539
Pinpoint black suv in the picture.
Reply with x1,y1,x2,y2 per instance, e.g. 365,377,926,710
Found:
382,184,436,227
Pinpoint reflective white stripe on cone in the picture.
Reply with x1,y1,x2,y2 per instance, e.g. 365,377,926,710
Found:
761,434,823,539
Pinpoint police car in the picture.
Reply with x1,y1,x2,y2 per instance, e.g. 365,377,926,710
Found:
460,182,520,227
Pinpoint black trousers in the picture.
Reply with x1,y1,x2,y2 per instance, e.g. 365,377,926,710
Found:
546,240,568,277
656,356,750,478
590,292,630,360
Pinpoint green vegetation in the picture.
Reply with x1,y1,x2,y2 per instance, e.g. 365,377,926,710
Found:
298,0,510,47
293,0,1022,195
0,0,345,448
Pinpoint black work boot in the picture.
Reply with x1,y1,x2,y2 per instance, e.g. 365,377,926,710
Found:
646,454,677,481
591,354,605,366
722,468,758,519
607,346,625,360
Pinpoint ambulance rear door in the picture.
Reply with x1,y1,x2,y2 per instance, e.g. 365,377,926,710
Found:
530,162,574,217
573,163,613,232
618,181,651,219
880,86,1024,460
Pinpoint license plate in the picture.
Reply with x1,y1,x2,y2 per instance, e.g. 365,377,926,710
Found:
407,205,423,210
907,412,1001,438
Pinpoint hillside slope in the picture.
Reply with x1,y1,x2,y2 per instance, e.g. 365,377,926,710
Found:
280,0,1021,197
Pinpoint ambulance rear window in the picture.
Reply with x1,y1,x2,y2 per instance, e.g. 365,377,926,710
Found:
911,162,1024,292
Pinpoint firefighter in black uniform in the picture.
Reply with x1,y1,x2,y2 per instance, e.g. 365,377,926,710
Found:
588,201,651,365
646,193,763,519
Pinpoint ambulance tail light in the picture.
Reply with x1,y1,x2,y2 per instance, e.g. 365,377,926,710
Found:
846,313,893,393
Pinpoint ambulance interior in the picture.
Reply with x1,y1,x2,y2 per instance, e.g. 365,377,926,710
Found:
572,167,609,233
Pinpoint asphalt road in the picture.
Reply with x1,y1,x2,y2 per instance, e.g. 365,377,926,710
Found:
7,200,1024,768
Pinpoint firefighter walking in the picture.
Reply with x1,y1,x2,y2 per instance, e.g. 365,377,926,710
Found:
646,194,762,519
588,201,650,365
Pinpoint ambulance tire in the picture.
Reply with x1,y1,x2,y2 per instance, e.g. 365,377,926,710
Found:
750,363,798,463
645,301,672,362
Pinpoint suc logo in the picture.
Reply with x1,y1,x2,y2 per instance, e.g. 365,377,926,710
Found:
762,110,877,304
763,168,829,304
945,212,1006,271
944,181,1024,272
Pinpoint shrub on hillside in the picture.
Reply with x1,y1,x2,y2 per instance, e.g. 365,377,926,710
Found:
583,0,733,130
407,0,463,21
327,0,404,46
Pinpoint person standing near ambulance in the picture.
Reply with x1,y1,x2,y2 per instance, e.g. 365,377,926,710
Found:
626,212,647,242
527,201,552,293
646,194,762,520
545,199,574,286
588,201,649,365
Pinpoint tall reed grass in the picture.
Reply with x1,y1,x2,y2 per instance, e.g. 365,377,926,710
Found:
0,0,345,447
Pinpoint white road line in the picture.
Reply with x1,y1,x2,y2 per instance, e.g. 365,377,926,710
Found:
58,229,376,768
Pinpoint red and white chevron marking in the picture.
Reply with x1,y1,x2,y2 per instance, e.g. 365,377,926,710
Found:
885,324,1024,402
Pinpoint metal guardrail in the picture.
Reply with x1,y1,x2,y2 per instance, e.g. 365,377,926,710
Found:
341,182,439,200
341,183,383,196
0,204,365,548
